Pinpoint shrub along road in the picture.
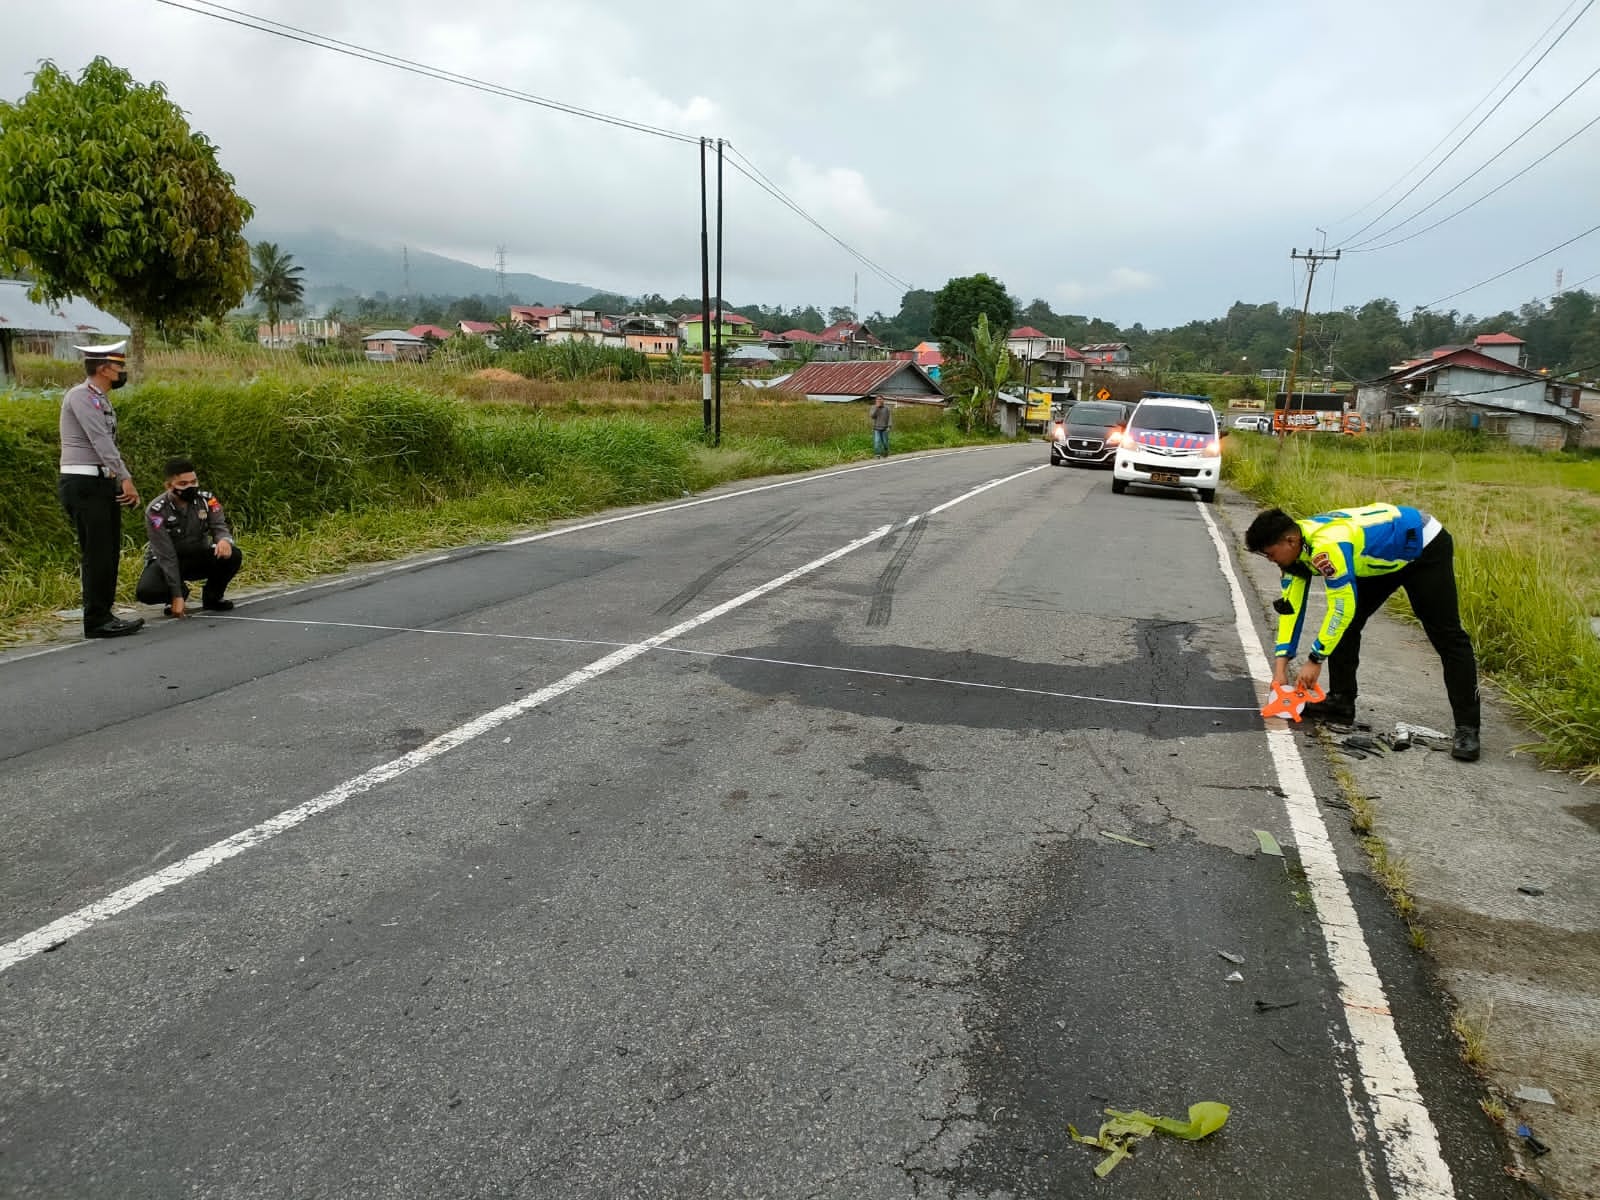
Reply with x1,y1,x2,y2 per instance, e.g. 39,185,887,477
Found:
0,445,1519,1198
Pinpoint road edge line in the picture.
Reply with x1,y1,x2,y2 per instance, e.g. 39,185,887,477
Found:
1197,498,1457,1200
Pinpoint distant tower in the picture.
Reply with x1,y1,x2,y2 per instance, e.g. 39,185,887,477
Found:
1555,267,1564,296
853,272,859,319
496,245,508,300
402,245,411,301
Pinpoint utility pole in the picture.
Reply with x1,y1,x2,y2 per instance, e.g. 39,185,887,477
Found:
496,245,508,301
699,138,712,440
402,245,411,304
853,272,859,320
714,138,724,447
1281,247,1340,450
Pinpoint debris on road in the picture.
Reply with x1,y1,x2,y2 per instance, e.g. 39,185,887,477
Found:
1068,1102,1231,1178
1517,884,1547,897
1100,831,1154,849
1253,829,1283,857
1396,721,1450,741
1254,998,1300,1012
1514,1086,1557,1106
1217,950,1245,965
1517,1124,1552,1156
1224,971,1244,983
1340,734,1385,754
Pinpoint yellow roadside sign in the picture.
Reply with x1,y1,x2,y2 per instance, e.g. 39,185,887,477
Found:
1096,388,1112,401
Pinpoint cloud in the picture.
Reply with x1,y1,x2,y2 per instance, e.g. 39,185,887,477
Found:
4,0,1597,325
1054,268,1159,306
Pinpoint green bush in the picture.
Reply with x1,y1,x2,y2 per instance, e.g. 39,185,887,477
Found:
501,342,652,382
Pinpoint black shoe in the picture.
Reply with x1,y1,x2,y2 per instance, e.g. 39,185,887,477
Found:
1300,695,1356,723
201,598,234,612
85,616,144,639
1451,726,1481,762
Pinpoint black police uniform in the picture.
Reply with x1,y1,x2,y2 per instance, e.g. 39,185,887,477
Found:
136,489,243,609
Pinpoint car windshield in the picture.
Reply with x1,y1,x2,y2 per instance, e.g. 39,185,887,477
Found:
1131,404,1215,434
1066,404,1124,427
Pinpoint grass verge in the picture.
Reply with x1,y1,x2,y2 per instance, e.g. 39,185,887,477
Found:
1225,430,1600,778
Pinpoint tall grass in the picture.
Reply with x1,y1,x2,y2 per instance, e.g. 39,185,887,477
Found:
1,374,1004,641
1225,432,1600,778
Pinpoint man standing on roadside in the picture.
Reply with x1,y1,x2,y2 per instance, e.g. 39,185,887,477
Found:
1245,503,1481,762
136,457,242,617
58,340,144,639
870,396,892,457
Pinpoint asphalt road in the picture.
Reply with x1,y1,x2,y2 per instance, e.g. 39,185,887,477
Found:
0,444,1520,1199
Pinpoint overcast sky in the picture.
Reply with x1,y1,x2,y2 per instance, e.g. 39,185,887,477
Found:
7,0,1600,326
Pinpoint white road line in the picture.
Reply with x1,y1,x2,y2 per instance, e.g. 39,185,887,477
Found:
1198,500,1456,1200
212,612,1261,713
0,464,1040,975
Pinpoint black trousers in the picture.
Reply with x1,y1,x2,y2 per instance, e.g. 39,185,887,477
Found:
58,474,123,632
1325,529,1481,728
136,547,244,605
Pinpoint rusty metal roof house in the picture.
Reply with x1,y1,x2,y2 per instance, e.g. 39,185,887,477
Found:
0,280,129,384
770,359,945,404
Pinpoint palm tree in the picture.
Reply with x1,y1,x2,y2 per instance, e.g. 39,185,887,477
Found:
252,241,305,347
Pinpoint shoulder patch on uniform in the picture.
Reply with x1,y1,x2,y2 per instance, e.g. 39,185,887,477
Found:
206,497,220,510
1311,551,1336,578
150,514,164,528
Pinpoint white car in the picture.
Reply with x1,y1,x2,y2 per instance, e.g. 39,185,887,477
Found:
1112,396,1226,503
1233,414,1272,433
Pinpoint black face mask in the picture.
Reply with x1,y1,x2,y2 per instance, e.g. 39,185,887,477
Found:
110,371,128,390
177,485,201,502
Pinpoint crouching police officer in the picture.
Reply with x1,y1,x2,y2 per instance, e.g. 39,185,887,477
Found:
136,458,242,616
1245,502,1481,762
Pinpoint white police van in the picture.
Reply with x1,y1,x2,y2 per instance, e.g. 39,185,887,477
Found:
1111,393,1227,504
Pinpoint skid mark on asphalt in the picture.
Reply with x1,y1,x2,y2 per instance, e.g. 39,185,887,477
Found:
655,511,805,617
867,516,927,627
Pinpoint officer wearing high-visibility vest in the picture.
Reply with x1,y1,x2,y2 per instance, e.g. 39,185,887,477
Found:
1245,503,1481,762
57,340,144,639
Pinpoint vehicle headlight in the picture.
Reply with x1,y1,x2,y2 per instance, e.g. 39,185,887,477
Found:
1203,440,1221,457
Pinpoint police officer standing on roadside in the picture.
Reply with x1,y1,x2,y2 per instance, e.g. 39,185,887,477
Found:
136,457,242,616
58,340,144,639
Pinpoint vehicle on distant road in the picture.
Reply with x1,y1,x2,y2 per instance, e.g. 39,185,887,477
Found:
1049,400,1135,467
1233,414,1272,432
1112,394,1227,503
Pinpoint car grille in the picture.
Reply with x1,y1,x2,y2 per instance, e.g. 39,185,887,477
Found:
1066,438,1104,451
1142,464,1203,477
1142,444,1200,457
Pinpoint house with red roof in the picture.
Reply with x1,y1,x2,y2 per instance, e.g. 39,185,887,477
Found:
770,359,944,405
814,320,886,360
1007,327,1087,388
1355,332,1586,449
408,324,454,342
1080,342,1135,377
508,305,565,330
457,319,501,348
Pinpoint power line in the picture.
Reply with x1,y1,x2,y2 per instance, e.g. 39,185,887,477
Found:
723,144,913,293
1414,221,1600,311
1332,0,1595,249
1343,67,1600,253
153,1,914,302
1326,0,1585,229
152,0,702,144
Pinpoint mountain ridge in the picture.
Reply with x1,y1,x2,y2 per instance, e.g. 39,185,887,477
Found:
247,228,609,308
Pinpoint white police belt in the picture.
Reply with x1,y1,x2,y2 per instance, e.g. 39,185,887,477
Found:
1421,515,1443,546
60,463,113,477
